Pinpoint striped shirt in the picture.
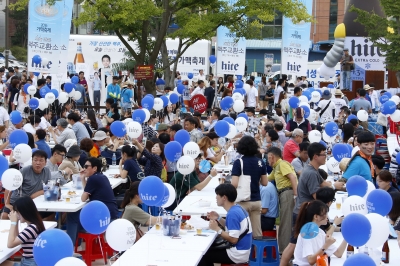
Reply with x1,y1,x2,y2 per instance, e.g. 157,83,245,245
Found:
17,224,39,258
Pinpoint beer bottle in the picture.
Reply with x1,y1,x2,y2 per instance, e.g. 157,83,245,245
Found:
382,240,389,263
346,244,354,259
74,42,85,65
55,178,61,200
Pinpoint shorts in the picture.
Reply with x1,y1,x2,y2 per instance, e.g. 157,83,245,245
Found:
121,102,131,112
290,212,298,244
13,257,37,266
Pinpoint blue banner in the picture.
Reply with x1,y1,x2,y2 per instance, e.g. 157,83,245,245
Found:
281,0,313,77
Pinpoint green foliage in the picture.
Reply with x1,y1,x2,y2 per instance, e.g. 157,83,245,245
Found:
10,46,28,62
351,1,400,71
9,6,28,48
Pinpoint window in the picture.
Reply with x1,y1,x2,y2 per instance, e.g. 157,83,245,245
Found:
249,10,283,39
329,0,338,39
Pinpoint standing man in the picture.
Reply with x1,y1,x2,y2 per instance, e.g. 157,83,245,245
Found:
74,82,86,111
107,76,121,103
197,69,207,86
368,83,379,113
245,80,259,110
267,147,297,253
92,72,101,112
316,90,336,123
120,82,133,116
190,80,206,97
332,90,347,120
291,142,310,177
204,80,216,109
340,48,354,91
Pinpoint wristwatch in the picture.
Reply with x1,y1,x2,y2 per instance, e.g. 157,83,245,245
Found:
217,229,223,235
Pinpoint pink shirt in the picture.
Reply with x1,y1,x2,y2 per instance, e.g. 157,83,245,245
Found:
283,139,299,163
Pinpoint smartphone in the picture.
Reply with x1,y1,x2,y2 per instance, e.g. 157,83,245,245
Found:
142,137,147,146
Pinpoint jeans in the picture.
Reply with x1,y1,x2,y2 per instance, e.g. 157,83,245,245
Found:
342,70,351,90
13,257,37,266
66,210,84,245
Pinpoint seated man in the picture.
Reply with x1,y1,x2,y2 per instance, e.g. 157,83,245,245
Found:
45,144,73,185
2,150,52,220
66,157,118,245
48,118,77,146
199,184,252,266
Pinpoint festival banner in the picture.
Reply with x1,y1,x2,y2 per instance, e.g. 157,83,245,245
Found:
264,53,274,75
280,0,313,77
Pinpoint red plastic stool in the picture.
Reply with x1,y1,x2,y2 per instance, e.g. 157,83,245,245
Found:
74,232,108,266
182,215,191,220
262,230,277,238
221,264,248,266
0,192,4,210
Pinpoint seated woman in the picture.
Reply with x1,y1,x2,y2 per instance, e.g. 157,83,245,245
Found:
198,132,225,164
58,145,83,181
3,196,45,266
133,139,164,178
118,145,145,182
0,125,9,151
293,200,347,266
376,170,400,193
79,138,94,167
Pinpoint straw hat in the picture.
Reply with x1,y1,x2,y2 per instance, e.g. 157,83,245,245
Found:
334,89,343,96
364,84,371,90
339,158,351,172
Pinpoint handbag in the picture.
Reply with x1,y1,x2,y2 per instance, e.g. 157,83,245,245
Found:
235,158,251,202
135,224,145,242
210,206,249,250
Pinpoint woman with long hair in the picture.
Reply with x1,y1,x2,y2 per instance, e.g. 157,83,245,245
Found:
217,77,225,96
6,196,45,266
13,82,31,119
278,91,289,118
133,138,165,177
376,170,399,193
293,200,347,266
105,103,120,126
8,77,20,114
197,133,225,164
27,132,37,149
163,105,177,125
258,76,268,109
118,145,144,182
0,125,9,151
342,123,354,144
51,106,67,127
87,109,103,130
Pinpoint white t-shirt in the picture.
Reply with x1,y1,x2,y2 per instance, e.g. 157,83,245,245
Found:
13,93,31,118
190,86,205,97
23,123,36,135
370,90,379,109
274,86,283,104
163,113,176,125
0,106,9,126
332,98,347,119
38,116,51,130
293,229,338,266
318,99,336,123
246,86,258,107
206,148,216,159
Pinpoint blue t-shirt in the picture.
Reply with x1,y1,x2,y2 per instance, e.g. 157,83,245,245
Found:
121,88,133,104
343,156,373,182
260,183,279,218
84,173,118,219
231,156,267,201
123,158,144,182
226,205,252,263
35,140,51,159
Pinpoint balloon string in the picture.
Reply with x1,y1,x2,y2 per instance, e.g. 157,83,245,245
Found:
97,235,106,265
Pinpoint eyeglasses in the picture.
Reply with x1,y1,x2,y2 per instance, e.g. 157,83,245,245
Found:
83,165,92,169
57,152,66,158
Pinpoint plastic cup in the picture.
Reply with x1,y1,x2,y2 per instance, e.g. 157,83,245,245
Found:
196,228,202,235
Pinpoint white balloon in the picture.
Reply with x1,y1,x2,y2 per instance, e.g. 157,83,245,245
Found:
183,142,200,159
226,124,238,139
14,144,32,163
342,195,368,216
363,181,376,200
390,109,400,122
153,98,164,111
143,108,150,122
177,155,195,175
390,95,400,105
162,183,176,208
127,121,142,138
357,110,368,122
68,89,75,97
38,98,48,111
55,257,87,266
311,91,320,103
74,91,82,101
235,117,248,132
105,219,136,252
1,169,23,191
326,157,340,173
44,92,55,104
365,213,390,248
308,130,322,143
122,118,133,126
232,100,244,113
58,92,69,103
173,87,180,95
351,146,360,156
41,57,49,67
299,95,308,103
322,131,335,143
308,109,317,122
232,92,243,101
28,85,36,96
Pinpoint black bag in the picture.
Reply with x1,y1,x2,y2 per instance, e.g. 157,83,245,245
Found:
23,106,30,114
350,63,355,71
210,206,249,250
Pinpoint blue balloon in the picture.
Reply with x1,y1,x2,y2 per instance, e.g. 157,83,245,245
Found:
235,80,243,88
319,140,327,148
156,79,166,86
23,83,30,94
300,105,310,118
341,213,372,247
300,222,319,239
64,83,75,93
324,121,338,137
141,96,154,110
80,201,110,234
236,75,242,80
144,94,154,99
29,98,39,110
223,117,235,125
10,111,22,124
110,121,127,137
51,89,59,99
343,253,375,266
220,96,234,111
177,80,182,85
188,73,194,79
33,229,73,266
33,72,40,77
381,100,397,115
346,175,368,197
347,114,358,122
346,144,353,155
169,93,179,104
139,175,165,206
177,84,185,94
209,55,216,64
71,76,79,84
40,86,50,98
308,88,315,93
9,129,28,148
327,84,334,88
132,109,146,124
234,88,246,96
214,120,230,137
332,143,351,162
383,91,392,99
160,95,169,108
302,91,311,101
32,55,41,64
396,152,400,164
366,189,393,216
380,94,390,104
238,113,248,121
174,130,190,147
0,156,9,179
199,160,211,173
289,97,300,108
164,141,182,162
156,185,170,207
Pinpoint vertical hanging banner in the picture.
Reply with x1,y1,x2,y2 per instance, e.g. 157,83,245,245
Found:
216,26,246,76
264,53,274,75
281,0,313,77
28,0,72,75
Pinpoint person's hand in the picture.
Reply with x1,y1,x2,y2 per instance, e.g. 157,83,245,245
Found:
48,127,54,133
64,167,73,175
132,139,139,145
114,174,121,178
207,211,219,220
333,216,344,226
8,211,18,223
334,181,345,190
210,168,217,177
209,219,220,231
323,234,336,248
79,168,86,179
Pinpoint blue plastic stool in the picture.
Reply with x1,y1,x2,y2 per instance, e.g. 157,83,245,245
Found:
249,236,280,266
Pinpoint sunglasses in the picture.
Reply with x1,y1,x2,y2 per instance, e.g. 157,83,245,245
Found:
83,165,92,169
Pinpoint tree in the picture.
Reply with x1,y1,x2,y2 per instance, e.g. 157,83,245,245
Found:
11,0,311,94
8,6,28,48
351,1,400,85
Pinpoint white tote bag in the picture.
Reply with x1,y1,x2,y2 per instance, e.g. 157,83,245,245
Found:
235,158,251,202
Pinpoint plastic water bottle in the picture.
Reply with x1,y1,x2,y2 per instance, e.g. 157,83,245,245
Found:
112,153,116,166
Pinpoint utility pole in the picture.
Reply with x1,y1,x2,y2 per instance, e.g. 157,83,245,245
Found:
4,0,9,69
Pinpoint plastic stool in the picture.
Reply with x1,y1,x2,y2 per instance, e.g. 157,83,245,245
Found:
0,192,4,210
74,232,108,266
221,264,249,266
262,231,277,238
249,236,280,266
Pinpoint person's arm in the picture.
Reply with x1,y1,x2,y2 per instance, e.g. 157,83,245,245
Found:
4,190,12,212
209,219,239,244
306,234,336,265
7,212,22,248
193,169,217,191
286,173,297,196
208,150,225,164
0,140,9,151
30,190,44,199
326,216,344,236
333,239,347,258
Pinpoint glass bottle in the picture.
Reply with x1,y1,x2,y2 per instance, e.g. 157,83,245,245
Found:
347,244,354,259
382,240,389,263
74,42,85,65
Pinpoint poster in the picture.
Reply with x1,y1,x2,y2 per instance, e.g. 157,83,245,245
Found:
264,53,274,75
280,0,313,77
